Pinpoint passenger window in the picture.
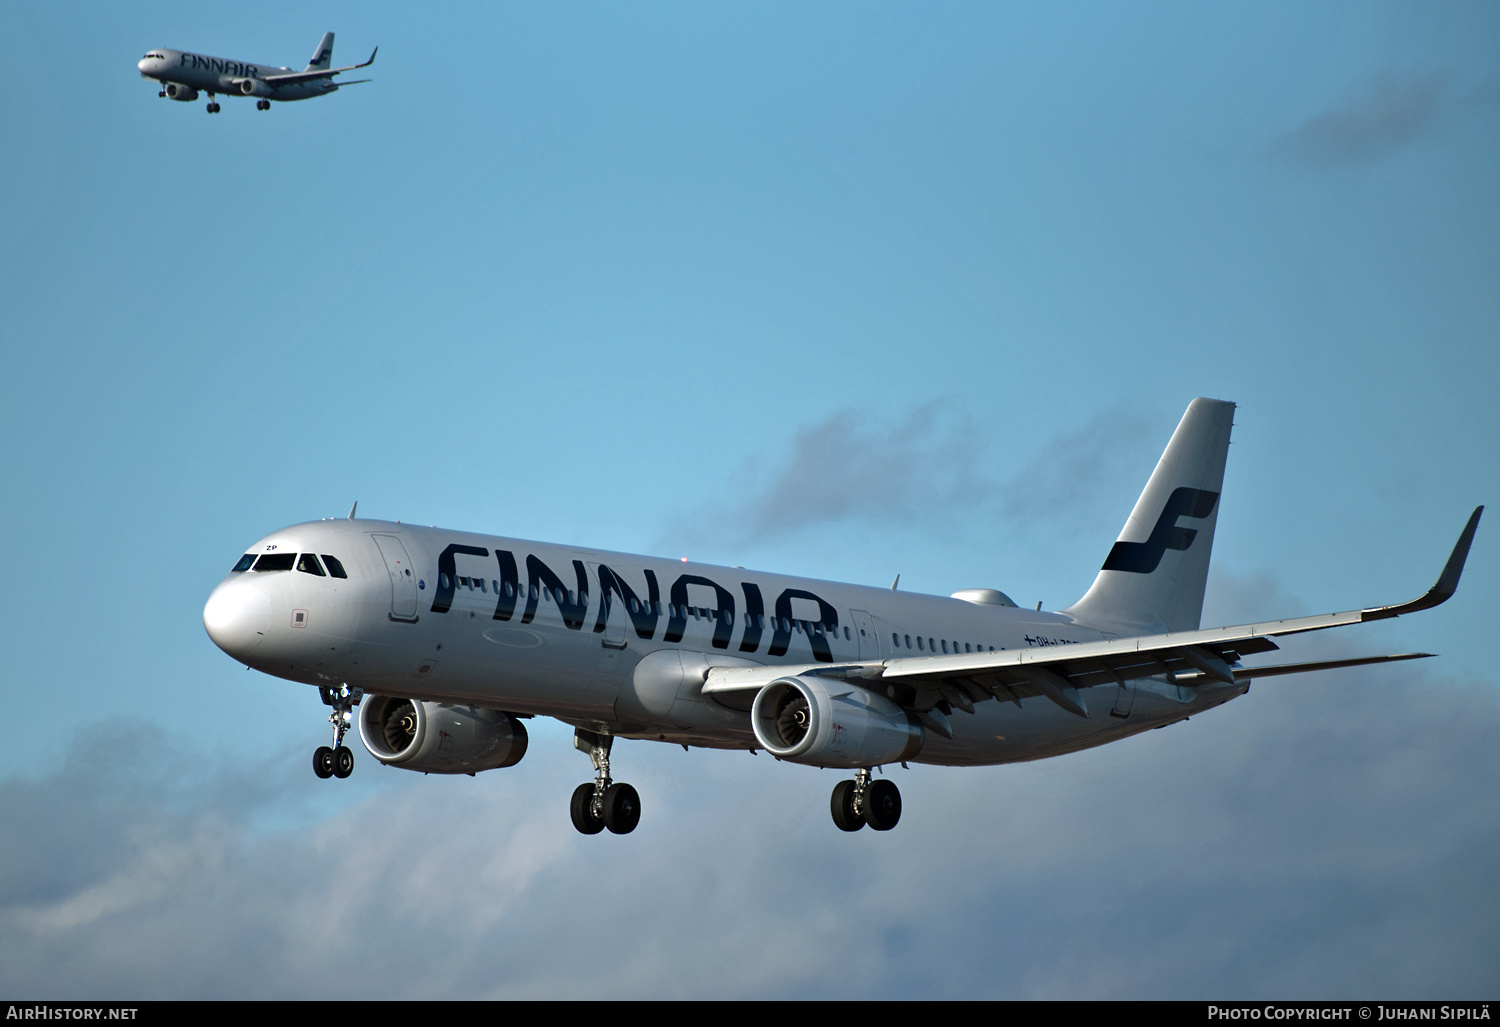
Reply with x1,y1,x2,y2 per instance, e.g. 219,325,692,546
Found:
321,555,348,579
917,637,924,651
232,554,256,573
253,553,295,572
905,634,911,649
296,554,326,577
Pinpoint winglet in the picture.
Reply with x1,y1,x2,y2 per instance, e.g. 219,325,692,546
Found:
1363,506,1483,620
358,46,377,69
347,501,358,521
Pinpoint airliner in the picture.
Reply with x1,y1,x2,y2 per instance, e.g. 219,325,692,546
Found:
137,32,375,113
202,399,1482,835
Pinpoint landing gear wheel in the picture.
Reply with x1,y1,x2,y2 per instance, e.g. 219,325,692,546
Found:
313,746,334,779
602,783,640,835
831,779,864,831
863,778,901,831
570,782,605,835
333,745,354,778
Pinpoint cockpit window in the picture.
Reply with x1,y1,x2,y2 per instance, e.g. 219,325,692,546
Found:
231,553,256,572
321,555,348,578
297,553,326,577
252,553,296,572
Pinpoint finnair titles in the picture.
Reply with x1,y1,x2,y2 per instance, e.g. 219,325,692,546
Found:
137,32,375,113
203,399,1483,835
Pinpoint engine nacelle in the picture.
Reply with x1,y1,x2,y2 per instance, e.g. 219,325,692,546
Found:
164,83,199,102
358,696,528,774
750,676,923,768
234,77,273,98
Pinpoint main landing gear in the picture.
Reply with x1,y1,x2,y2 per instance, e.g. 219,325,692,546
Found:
830,769,901,832
256,99,271,111
313,684,363,780
205,93,221,114
569,729,640,835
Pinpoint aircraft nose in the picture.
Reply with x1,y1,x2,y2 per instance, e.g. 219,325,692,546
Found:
203,578,273,658
138,58,152,73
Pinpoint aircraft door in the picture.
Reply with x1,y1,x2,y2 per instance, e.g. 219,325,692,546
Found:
849,609,881,661
371,534,419,622
587,562,628,649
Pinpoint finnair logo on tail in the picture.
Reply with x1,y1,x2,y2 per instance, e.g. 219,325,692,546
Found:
313,49,331,64
1101,487,1220,574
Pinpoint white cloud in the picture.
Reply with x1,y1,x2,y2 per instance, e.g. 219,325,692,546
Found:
660,402,1153,549
1278,70,1450,165
3,652,1496,998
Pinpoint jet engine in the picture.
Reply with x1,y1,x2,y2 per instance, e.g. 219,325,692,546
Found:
750,676,923,768
358,696,528,774
234,78,273,98
164,83,199,102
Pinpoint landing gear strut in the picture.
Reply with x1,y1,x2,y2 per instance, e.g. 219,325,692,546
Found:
313,684,363,780
570,729,640,835
830,769,902,832
205,93,220,114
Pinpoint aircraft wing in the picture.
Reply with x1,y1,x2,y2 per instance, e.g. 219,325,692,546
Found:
703,506,1481,728
262,46,377,85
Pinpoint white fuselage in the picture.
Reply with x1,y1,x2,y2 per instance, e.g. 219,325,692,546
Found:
204,518,1244,768
137,49,334,101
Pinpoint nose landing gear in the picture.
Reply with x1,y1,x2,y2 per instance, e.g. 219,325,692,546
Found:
313,684,363,780
570,729,641,835
830,769,902,832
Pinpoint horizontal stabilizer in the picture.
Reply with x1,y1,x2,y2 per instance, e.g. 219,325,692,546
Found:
1233,653,1433,681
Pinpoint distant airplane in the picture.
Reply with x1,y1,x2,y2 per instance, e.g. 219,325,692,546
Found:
203,399,1482,835
137,32,374,113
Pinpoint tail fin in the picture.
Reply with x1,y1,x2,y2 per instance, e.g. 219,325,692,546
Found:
305,32,335,71
1062,398,1235,635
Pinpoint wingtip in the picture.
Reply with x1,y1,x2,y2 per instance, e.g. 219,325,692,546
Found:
1434,505,1483,597
1363,506,1482,620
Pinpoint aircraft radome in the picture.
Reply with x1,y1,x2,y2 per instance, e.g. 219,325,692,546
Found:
203,399,1482,835
137,32,375,113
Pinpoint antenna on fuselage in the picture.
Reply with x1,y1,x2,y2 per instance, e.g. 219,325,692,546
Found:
347,501,358,520
890,574,900,591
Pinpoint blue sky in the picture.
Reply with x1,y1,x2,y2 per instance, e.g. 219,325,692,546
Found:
1,1,1496,999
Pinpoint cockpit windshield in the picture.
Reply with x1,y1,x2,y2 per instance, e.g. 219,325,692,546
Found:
233,551,347,575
